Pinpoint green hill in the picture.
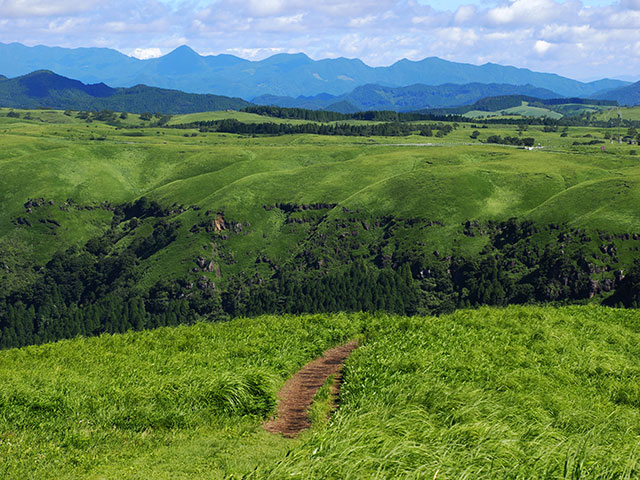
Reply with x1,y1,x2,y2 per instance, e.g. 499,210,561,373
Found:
2,306,640,478
596,106,640,122
0,70,251,114
417,95,616,118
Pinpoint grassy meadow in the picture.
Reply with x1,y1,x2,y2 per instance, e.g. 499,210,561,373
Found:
596,106,640,122
1,306,640,478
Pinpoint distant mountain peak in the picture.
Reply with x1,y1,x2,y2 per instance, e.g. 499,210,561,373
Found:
167,45,199,57
25,69,57,76
155,44,206,75
260,52,312,65
15,70,115,98
274,52,311,60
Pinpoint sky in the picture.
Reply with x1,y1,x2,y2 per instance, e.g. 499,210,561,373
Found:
1,0,640,81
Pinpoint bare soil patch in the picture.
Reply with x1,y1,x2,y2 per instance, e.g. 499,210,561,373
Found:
264,340,358,438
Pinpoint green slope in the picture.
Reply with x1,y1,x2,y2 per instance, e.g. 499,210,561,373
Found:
260,306,640,479
1,307,640,478
423,96,614,119
0,313,362,479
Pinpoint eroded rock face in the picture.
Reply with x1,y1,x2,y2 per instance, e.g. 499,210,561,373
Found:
191,212,248,236
194,256,218,274
214,214,226,232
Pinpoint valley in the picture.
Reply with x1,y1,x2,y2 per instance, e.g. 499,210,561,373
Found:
2,106,640,349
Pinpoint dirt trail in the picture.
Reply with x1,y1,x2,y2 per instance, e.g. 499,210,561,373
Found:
264,340,358,438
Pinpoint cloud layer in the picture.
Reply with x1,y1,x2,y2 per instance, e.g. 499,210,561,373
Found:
0,0,639,81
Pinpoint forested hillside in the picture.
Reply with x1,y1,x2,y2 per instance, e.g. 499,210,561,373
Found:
252,83,562,112
593,80,640,106
0,70,251,114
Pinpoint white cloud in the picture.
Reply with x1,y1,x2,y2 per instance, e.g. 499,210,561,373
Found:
539,24,592,42
486,0,572,26
454,5,476,24
224,47,286,58
246,0,286,17
131,47,163,59
349,15,376,27
621,0,640,10
605,10,640,28
436,27,479,47
254,13,305,32
533,39,553,55
0,0,100,17
47,17,85,33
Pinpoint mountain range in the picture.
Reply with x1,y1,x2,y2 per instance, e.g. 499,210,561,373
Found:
593,80,640,106
0,42,630,101
253,83,563,112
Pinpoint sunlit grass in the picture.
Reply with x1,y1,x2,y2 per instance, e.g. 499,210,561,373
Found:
1,307,639,478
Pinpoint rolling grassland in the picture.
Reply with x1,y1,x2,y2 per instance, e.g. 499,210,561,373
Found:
2,107,640,285
260,306,640,479
2,108,640,478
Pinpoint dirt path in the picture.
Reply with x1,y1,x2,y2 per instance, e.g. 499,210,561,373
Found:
264,340,358,438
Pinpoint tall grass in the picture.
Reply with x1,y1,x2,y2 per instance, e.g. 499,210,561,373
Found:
258,306,640,479
2,307,640,478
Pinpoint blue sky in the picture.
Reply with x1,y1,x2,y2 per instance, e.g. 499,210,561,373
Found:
0,0,639,81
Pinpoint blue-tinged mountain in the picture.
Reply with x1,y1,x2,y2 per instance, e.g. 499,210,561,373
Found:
0,42,629,100
592,81,640,106
0,70,251,113
253,83,562,112
0,42,140,84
